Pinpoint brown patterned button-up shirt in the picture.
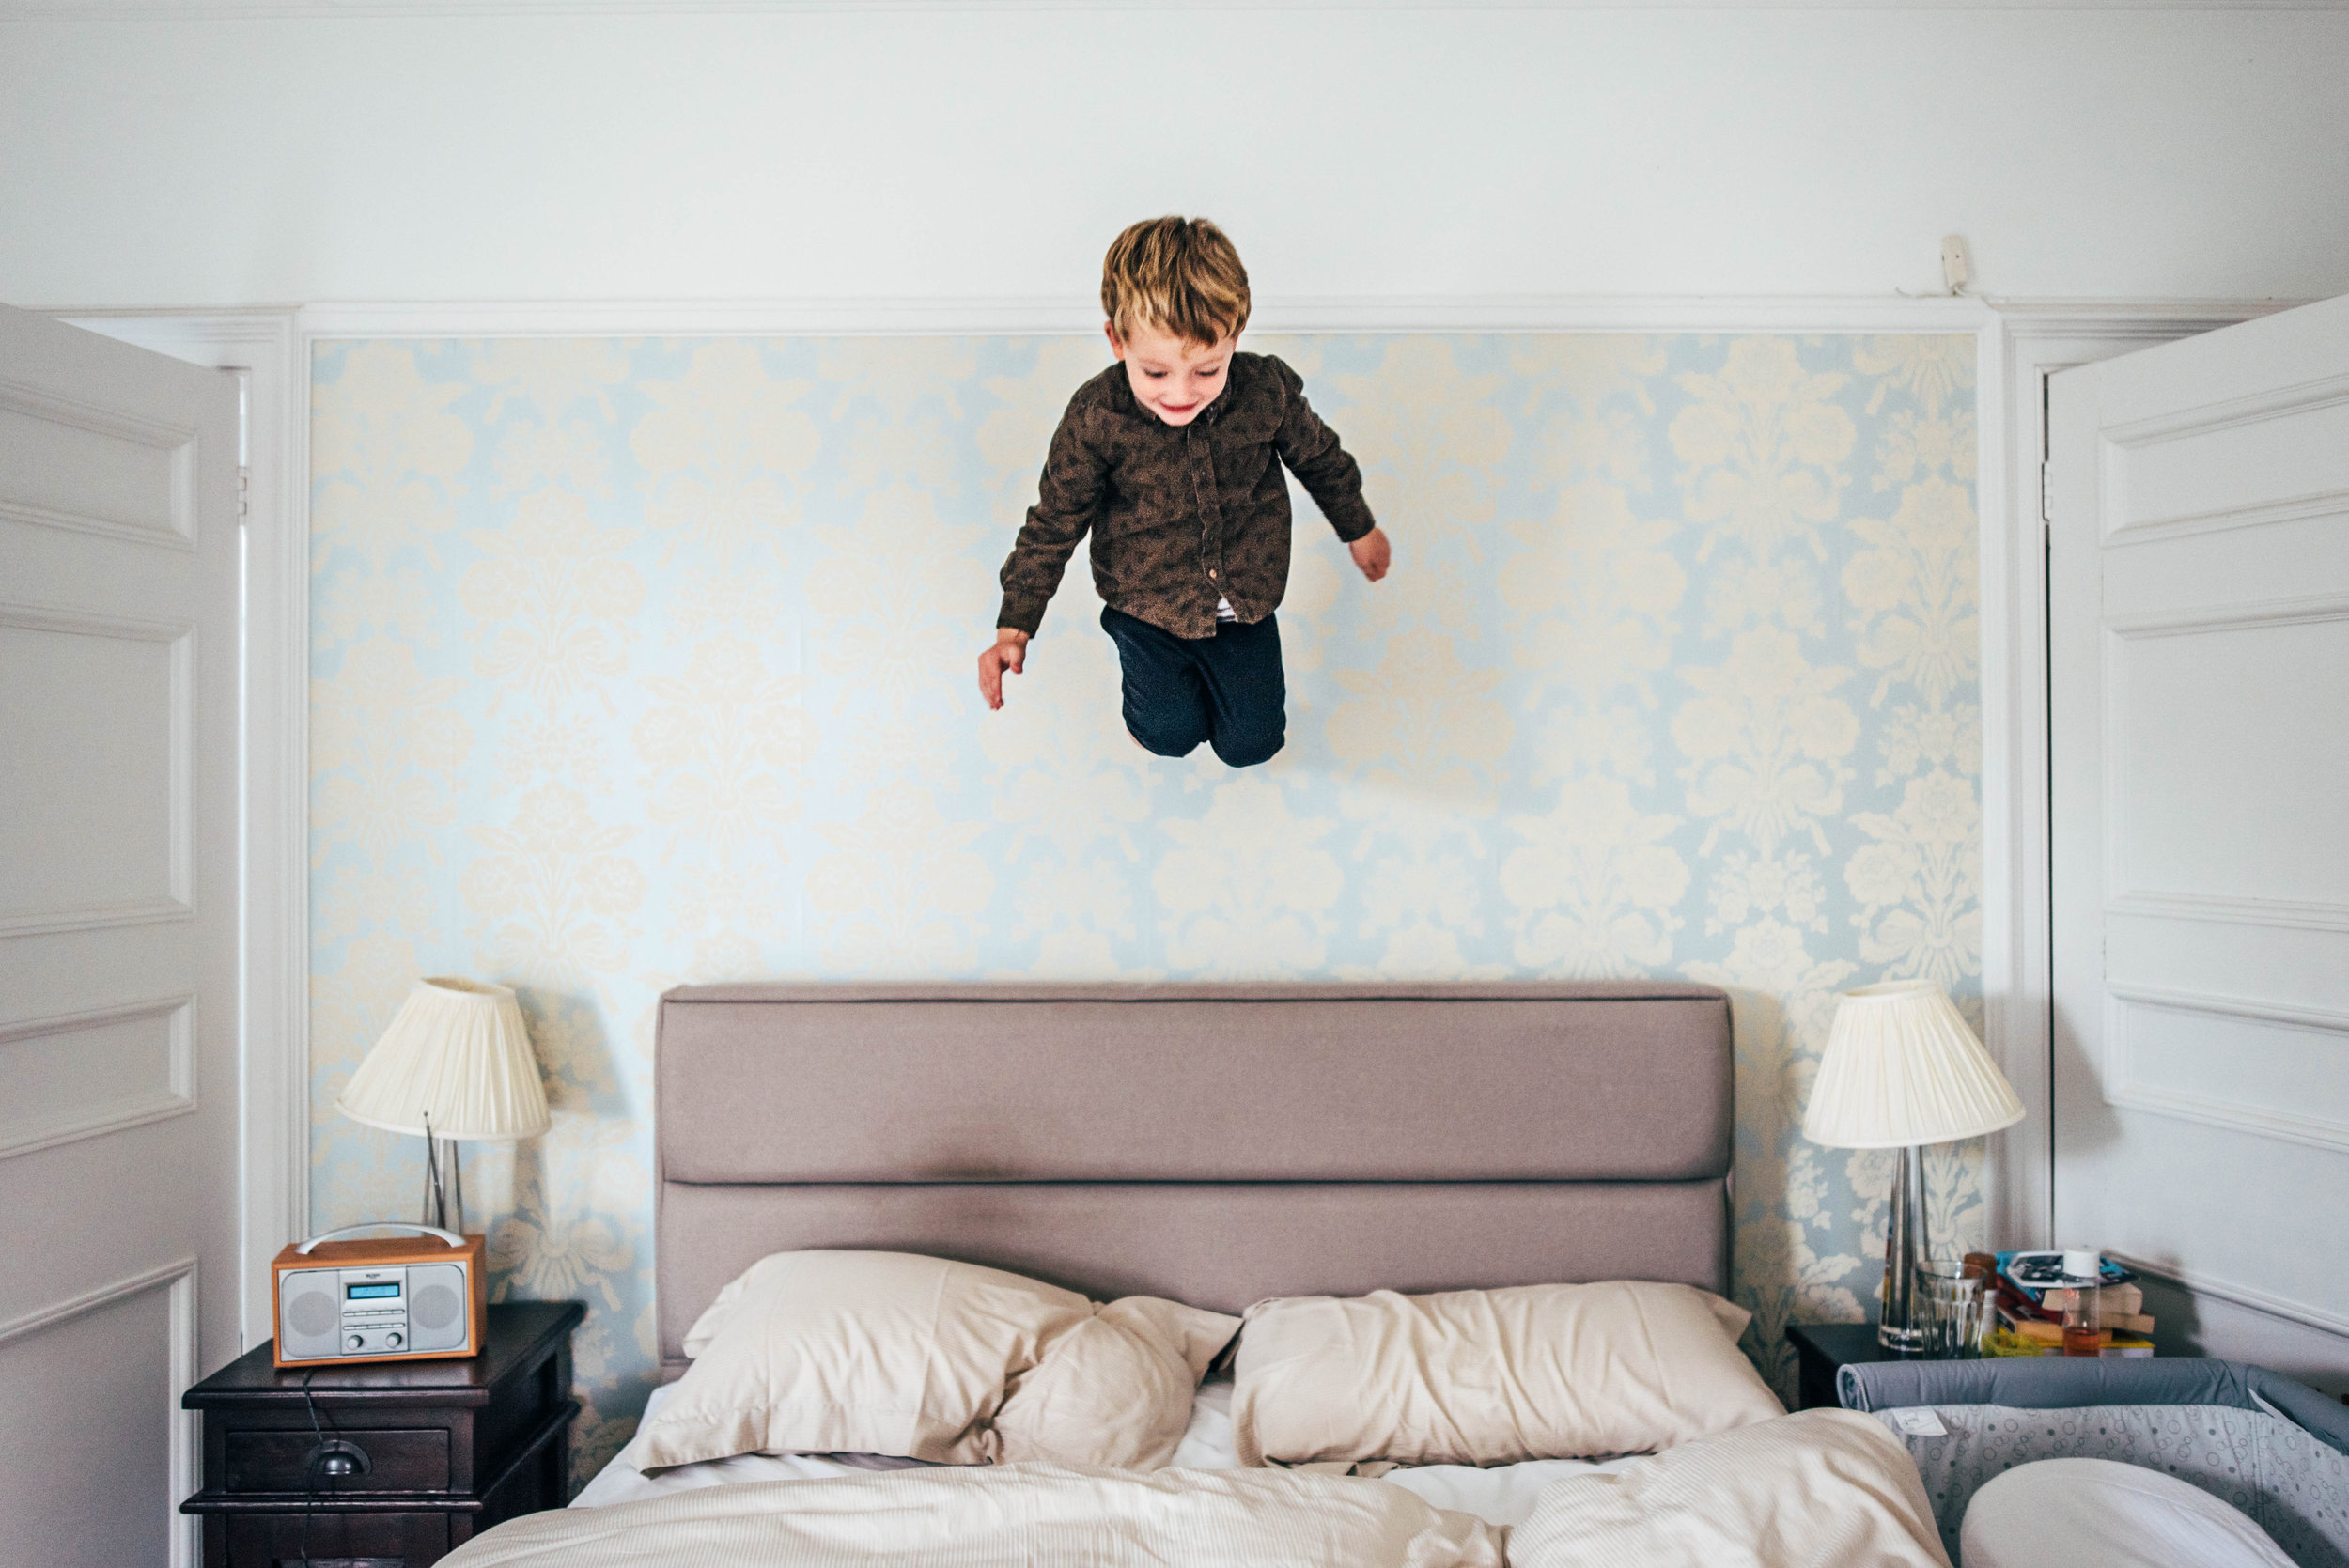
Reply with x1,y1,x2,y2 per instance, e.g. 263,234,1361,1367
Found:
995,352,1377,641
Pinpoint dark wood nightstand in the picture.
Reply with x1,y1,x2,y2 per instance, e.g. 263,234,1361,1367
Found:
1784,1321,1907,1411
180,1300,583,1568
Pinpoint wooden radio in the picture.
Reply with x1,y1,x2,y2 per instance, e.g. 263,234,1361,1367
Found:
272,1225,487,1369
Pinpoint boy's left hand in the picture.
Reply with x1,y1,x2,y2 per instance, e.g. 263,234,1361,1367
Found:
1349,526,1392,582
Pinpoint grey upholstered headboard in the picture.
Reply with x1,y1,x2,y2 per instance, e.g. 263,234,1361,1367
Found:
654,981,1734,1380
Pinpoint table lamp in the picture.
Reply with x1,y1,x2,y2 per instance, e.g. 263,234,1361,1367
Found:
1801,978,2025,1354
335,977,552,1235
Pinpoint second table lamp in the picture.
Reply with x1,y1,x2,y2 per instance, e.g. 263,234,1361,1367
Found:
1802,978,2026,1354
335,976,552,1235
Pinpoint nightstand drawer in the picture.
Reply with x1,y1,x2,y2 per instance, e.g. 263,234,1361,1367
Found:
225,1428,451,1493
223,1509,448,1567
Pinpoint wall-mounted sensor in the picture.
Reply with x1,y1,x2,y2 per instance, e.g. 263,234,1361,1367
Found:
1941,235,1972,295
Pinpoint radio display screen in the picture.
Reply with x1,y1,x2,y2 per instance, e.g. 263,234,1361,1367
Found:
346,1283,401,1299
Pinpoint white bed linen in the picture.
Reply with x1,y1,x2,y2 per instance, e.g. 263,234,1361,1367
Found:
574,1373,1644,1526
1512,1409,1952,1568
482,1461,1503,1568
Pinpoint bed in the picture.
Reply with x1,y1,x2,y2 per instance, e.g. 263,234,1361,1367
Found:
615,979,1729,1489
444,981,2346,1567
579,982,1753,1527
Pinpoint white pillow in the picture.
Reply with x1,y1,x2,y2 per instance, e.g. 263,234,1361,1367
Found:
1961,1458,2295,1568
636,1250,1237,1471
995,1296,1237,1468
1233,1280,1783,1467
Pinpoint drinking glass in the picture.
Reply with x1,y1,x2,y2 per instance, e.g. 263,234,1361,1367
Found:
1918,1259,1987,1358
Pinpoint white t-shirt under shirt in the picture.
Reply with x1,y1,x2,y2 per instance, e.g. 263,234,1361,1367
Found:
1216,597,1236,622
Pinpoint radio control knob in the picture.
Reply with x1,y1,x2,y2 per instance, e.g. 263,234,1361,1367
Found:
345,1334,365,1351
385,1332,402,1348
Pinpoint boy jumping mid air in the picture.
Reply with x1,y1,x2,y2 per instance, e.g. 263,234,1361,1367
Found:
976,216,1390,767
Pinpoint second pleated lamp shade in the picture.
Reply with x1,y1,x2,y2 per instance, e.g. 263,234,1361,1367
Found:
1800,978,2024,1149
338,977,552,1141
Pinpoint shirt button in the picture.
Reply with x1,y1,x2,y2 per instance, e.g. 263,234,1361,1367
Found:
1208,569,1219,578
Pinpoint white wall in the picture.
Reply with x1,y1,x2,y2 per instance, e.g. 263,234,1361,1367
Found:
2139,1273,2349,1400
3,7,2347,309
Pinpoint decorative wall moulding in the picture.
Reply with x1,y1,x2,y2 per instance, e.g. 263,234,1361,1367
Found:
0,1254,197,1349
0,996,197,1161
2107,980,2349,1037
6,0,2339,17
0,1256,203,1566
2110,1250,2349,1342
2102,986,2349,1158
290,294,2000,342
2106,890,2349,935
54,296,2289,345
0,601,197,937
2104,589,2349,640
0,379,198,549
2104,488,2349,550
2101,369,2349,449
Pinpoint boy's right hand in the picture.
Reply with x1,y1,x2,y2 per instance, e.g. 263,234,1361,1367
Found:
978,628,1031,710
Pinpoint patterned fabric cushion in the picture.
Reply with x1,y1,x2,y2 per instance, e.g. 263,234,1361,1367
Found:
1876,1404,2349,1568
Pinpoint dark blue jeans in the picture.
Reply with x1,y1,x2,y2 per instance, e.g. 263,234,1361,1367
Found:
1099,605,1286,768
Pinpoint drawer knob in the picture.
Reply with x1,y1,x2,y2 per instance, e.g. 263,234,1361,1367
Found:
312,1439,371,1479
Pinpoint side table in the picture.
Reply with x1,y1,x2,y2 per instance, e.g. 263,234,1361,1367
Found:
180,1299,583,1567
1784,1321,1906,1411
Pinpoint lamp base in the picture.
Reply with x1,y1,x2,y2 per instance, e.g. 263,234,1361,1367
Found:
420,1122,465,1237
1876,1321,1928,1355
1877,1141,1930,1356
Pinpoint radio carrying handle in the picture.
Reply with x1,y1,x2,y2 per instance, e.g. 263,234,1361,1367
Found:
295,1223,466,1254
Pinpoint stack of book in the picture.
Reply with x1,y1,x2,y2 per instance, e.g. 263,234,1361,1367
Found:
1983,1250,2157,1358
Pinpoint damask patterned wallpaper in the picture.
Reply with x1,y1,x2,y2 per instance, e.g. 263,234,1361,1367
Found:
309,331,1983,1484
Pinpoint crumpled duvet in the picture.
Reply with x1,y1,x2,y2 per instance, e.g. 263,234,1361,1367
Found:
1510,1410,1953,1568
442,1461,1504,1568
453,1411,1946,1568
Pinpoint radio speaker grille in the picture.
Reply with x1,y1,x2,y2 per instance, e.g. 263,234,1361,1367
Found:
288,1290,336,1337
412,1283,459,1331
278,1272,344,1359
407,1263,470,1351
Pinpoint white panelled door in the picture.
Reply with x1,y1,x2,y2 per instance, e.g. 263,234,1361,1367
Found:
2049,294,2349,1361
0,303,241,1566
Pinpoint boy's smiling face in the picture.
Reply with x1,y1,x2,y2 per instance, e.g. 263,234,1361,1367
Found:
1107,322,1237,427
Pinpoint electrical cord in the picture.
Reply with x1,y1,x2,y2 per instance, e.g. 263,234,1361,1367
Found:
299,1369,330,1567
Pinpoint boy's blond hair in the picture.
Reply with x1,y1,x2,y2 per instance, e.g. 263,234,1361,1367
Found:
1101,216,1252,348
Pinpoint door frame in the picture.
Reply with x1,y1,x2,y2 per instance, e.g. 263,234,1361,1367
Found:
59,294,2295,1357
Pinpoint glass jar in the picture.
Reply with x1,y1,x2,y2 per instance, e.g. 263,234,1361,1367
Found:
2059,1246,2104,1357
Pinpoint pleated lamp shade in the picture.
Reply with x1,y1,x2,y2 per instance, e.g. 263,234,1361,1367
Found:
1801,979,2025,1149
337,978,552,1141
